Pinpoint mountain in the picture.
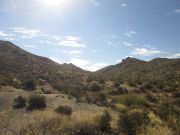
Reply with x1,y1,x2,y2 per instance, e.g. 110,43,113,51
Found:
0,40,179,93
0,40,88,87
96,57,146,74
97,57,180,91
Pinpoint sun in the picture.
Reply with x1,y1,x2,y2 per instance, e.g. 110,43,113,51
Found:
41,0,71,10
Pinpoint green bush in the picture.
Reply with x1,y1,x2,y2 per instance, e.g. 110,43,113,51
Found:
118,108,150,135
13,96,26,109
99,111,112,133
23,79,36,91
55,105,72,116
27,95,47,111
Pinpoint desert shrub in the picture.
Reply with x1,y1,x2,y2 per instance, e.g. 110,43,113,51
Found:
99,111,111,133
12,80,21,89
173,92,180,98
156,82,164,90
27,95,47,111
114,81,120,88
13,96,26,109
128,80,137,87
73,123,100,135
98,93,107,105
98,79,105,84
89,82,102,92
143,83,153,89
68,85,84,102
85,92,106,105
120,93,147,107
55,105,72,116
118,108,150,135
174,119,180,135
145,94,158,103
22,79,36,91
173,97,180,107
156,101,180,122
43,90,51,94
108,90,120,95
52,83,63,91
62,123,100,135
117,86,128,94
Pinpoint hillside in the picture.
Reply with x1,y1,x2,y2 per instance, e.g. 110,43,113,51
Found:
96,57,180,92
0,40,89,91
0,41,180,135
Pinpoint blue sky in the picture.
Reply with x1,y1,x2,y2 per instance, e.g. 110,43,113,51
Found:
0,0,180,71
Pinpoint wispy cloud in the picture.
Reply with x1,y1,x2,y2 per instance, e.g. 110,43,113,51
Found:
101,34,117,39
89,0,99,6
107,41,118,47
92,49,99,53
0,31,14,41
11,27,42,39
116,58,122,63
58,36,86,48
166,53,180,58
4,37,14,41
143,44,156,49
123,41,133,47
0,31,8,36
69,58,90,67
24,45,37,48
62,50,82,55
110,35,117,38
51,35,62,41
125,31,137,37
68,57,108,71
107,41,112,45
173,9,180,14
121,3,127,8
84,63,108,71
49,57,62,64
132,48,160,56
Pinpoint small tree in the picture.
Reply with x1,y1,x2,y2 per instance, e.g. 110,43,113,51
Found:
99,110,112,133
13,96,26,109
27,95,47,111
23,79,36,91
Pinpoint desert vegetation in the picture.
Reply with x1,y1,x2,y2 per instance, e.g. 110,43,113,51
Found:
0,41,179,135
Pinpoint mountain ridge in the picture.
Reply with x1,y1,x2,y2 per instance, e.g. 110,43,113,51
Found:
0,40,89,88
0,40,179,92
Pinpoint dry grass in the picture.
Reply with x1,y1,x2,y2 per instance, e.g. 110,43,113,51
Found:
32,110,102,132
139,125,174,135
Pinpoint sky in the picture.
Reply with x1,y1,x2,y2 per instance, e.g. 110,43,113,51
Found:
0,0,180,71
